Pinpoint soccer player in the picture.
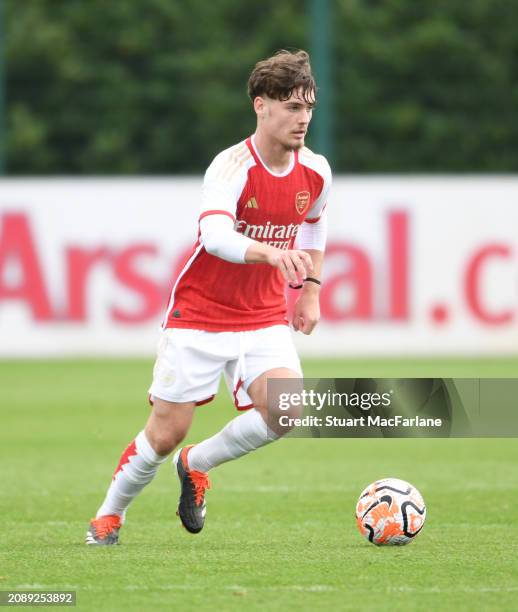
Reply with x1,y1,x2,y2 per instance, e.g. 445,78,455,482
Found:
86,49,332,545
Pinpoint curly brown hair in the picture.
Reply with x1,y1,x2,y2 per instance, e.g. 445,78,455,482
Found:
247,49,316,104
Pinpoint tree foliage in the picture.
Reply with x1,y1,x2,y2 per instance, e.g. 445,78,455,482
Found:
5,0,517,173
333,0,518,171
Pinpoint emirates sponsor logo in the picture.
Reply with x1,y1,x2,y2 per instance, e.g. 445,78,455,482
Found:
234,219,300,249
295,191,310,215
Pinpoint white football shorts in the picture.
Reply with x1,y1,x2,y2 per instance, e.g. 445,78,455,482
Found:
148,324,302,410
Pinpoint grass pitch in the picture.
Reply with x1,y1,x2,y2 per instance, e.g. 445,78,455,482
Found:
2,357,518,611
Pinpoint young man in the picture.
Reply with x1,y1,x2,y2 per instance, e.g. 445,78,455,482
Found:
86,49,332,545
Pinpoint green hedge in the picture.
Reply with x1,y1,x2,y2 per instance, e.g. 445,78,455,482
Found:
5,0,517,173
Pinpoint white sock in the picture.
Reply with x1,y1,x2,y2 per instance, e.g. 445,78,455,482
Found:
96,431,168,520
187,408,279,472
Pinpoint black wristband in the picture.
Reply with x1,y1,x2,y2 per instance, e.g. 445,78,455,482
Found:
304,277,321,286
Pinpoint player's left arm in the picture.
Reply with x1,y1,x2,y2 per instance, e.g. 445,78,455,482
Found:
292,246,324,334
292,155,331,335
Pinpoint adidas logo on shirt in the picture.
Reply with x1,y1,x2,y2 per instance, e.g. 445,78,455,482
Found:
245,197,259,209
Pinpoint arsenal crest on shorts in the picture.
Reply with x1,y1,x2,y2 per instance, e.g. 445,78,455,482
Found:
295,191,311,215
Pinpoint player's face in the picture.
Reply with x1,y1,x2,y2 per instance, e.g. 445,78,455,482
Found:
258,88,316,151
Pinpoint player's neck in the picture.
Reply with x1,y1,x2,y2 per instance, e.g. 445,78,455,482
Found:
252,132,293,174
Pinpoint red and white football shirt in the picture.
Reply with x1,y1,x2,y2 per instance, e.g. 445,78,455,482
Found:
163,135,332,332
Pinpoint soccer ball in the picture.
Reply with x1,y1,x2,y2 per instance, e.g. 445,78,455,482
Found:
355,478,426,546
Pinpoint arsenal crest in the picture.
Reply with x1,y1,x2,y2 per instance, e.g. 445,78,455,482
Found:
295,191,310,215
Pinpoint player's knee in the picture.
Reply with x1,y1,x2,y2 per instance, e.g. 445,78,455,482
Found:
148,435,174,456
147,429,186,456
255,401,302,437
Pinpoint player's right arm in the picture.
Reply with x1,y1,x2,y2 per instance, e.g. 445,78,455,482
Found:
243,241,313,285
201,208,313,284
198,145,312,284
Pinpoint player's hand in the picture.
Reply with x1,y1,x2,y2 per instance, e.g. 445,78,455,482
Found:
292,291,320,335
267,249,313,285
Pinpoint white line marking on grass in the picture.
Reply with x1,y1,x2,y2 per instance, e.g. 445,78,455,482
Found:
279,585,336,592
222,585,335,593
388,586,518,594
16,584,514,595
16,585,79,589
71,584,336,593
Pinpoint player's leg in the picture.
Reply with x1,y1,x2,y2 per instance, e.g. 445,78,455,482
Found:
95,397,195,519
173,367,300,534
244,367,304,436
144,397,195,456
183,366,301,472
174,324,302,533
86,398,195,545
184,324,303,477
90,327,232,541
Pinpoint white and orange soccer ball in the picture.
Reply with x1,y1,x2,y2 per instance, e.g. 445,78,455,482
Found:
355,478,426,546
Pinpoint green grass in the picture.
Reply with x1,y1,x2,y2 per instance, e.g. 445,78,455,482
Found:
1,358,518,611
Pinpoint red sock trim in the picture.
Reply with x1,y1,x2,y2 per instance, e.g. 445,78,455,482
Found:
112,440,137,480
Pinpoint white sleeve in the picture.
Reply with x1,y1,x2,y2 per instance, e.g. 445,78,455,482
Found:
199,214,254,263
198,143,256,263
199,144,252,219
305,155,332,222
297,208,328,251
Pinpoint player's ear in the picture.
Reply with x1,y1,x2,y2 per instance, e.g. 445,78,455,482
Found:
254,96,267,118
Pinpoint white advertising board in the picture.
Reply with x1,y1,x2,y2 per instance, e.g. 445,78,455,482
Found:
0,177,517,356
